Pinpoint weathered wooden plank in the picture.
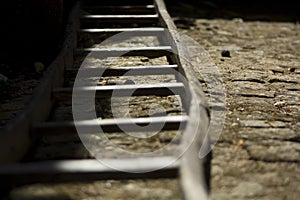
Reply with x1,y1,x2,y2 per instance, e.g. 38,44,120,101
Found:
81,14,159,24
78,28,167,46
75,46,173,57
79,27,165,36
53,82,185,100
82,5,155,14
0,157,179,185
82,0,154,6
154,0,211,200
66,65,178,77
33,115,188,135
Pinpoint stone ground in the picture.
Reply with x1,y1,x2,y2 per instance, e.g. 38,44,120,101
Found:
174,13,300,200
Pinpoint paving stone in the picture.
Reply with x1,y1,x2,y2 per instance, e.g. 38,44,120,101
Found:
239,128,299,141
259,172,290,187
295,122,300,131
230,71,268,83
230,90,275,98
211,165,224,177
268,75,299,84
246,141,300,162
210,192,232,200
228,81,275,98
240,120,287,128
232,181,264,198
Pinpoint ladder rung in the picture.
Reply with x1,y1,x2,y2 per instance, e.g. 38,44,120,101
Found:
66,65,178,77
53,83,185,100
82,5,155,14
82,0,154,6
0,157,179,185
33,115,188,135
75,46,173,57
81,14,159,24
79,27,165,36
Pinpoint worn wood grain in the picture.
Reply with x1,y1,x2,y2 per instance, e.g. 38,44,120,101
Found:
82,5,155,14
34,115,188,135
66,64,178,77
0,157,179,185
54,83,185,100
155,0,210,199
75,46,173,58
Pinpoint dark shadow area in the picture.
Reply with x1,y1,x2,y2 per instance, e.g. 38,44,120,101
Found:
0,0,76,75
165,0,300,22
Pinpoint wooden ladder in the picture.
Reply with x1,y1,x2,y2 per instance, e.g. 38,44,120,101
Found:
0,1,210,199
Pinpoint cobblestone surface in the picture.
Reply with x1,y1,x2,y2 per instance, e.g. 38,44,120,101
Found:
178,19,300,199
10,179,181,200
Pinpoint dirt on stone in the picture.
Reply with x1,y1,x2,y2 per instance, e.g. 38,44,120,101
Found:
174,14,300,200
